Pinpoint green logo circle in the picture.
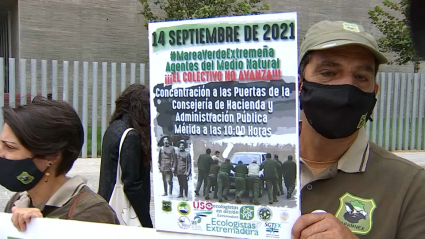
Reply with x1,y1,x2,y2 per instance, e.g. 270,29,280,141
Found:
178,202,191,216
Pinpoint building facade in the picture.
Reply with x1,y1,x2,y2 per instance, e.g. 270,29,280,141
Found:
0,0,421,89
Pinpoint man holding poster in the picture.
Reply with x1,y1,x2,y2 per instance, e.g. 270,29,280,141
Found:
150,12,300,239
293,20,425,239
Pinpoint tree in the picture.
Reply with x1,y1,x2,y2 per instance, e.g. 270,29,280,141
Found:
139,0,270,29
369,0,421,73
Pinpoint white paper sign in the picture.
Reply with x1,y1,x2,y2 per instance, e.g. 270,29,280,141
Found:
0,212,225,239
149,12,301,239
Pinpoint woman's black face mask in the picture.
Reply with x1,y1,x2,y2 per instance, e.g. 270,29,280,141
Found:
0,157,44,192
299,79,377,139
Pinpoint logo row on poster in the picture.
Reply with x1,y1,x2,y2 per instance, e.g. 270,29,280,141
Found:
162,200,291,238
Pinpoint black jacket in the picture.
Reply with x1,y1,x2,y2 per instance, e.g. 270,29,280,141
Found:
98,114,153,228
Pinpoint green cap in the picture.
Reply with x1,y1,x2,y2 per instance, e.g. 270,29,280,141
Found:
299,20,388,65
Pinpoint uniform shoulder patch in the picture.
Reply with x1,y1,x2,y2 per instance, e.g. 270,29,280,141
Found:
335,192,376,235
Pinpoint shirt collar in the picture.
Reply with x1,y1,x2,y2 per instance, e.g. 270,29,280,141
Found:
299,120,370,173
337,128,370,173
14,176,87,210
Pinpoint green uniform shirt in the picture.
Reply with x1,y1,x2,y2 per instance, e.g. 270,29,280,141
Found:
275,159,284,175
260,158,279,179
219,162,235,175
282,160,296,183
235,163,248,178
208,164,220,175
197,153,214,172
301,128,425,239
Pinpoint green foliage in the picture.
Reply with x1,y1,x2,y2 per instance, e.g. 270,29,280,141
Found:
369,0,421,72
139,0,270,29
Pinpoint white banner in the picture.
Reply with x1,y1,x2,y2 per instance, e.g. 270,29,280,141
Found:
0,212,224,239
149,12,301,239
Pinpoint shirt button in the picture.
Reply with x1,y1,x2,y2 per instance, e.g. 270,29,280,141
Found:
306,184,313,190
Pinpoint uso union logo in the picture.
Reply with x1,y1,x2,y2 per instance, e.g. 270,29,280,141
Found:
193,201,213,210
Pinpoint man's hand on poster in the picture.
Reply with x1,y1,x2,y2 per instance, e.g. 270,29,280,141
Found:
11,206,43,232
292,213,359,239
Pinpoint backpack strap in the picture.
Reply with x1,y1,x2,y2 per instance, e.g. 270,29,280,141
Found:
67,191,89,219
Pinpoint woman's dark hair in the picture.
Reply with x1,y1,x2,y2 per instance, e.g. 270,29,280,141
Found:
3,98,84,176
110,84,151,167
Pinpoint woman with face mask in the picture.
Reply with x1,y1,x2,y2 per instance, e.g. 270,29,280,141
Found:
1,98,119,232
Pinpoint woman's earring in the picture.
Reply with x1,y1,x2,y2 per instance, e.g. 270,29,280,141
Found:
44,162,52,182
44,172,50,182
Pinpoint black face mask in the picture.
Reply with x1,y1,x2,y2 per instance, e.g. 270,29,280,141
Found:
0,157,44,192
299,79,377,139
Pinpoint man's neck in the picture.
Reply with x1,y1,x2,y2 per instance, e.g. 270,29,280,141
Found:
300,118,358,164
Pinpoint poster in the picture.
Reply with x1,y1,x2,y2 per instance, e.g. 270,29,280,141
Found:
149,12,300,239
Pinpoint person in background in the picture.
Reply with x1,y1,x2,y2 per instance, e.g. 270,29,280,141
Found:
210,150,222,194
98,84,153,228
260,153,279,204
195,148,214,197
175,140,191,200
282,155,296,199
274,154,284,196
234,160,248,204
2,98,119,232
212,151,224,165
217,158,235,202
157,136,176,197
205,159,220,200
247,159,261,205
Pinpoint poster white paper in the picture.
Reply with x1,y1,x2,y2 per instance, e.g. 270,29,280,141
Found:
0,212,219,239
149,12,300,239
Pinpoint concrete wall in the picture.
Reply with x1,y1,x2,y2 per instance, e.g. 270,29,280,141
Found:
15,0,157,125
17,0,423,74
9,1,18,60
18,0,148,64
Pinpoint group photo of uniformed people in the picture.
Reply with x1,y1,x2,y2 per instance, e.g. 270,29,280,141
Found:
157,135,192,201
193,144,297,207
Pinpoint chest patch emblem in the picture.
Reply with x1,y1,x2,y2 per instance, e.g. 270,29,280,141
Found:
335,192,376,235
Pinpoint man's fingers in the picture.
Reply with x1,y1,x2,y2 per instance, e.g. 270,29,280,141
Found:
11,210,19,230
18,213,27,232
305,232,329,239
292,213,328,239
299,218,330,239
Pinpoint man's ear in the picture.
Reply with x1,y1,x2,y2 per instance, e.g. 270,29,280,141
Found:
374,82,380,96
